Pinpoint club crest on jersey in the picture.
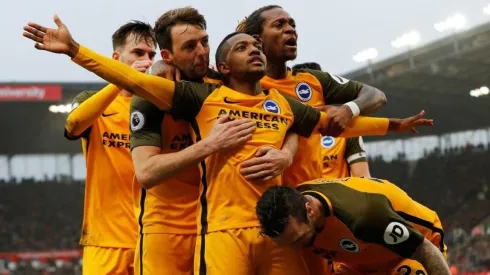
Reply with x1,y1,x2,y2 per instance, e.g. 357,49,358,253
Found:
321,136,335,148
339,238,360,253
130,111,145,132
295,82,312,102
263,99,281,114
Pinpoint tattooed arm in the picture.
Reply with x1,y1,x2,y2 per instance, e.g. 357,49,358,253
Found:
411,238,450,275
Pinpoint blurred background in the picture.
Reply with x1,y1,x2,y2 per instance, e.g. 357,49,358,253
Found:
2,1,490,274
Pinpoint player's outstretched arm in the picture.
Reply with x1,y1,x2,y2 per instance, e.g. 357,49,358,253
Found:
23,15,173,110
411,238,451,275
133,115,256,189
319,110,433,137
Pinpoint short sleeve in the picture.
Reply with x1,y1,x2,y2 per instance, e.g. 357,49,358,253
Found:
352,195,425,258
64,91,97,140
130,96,164,150
298,69,363,104
345,137,367,164
282,94,320,138
171,81,220,121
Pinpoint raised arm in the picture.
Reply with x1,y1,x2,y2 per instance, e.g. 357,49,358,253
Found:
23,15,174,110
284,94,433,139
65,85,119,139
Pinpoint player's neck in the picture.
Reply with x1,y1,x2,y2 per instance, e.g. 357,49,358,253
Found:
119,89,132,97
228,78,263,96
266,60,288,79
309,196,327,229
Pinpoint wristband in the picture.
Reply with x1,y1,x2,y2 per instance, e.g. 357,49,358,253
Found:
344,102,360,117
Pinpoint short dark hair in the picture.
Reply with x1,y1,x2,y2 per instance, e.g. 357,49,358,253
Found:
112,20,156,50
256,186,308,237
238,5,282,36
215,32,241,67
154,7,207,51
292,62,322,71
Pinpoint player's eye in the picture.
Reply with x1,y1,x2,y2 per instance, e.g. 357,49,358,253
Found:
201,38,209,47
237,45,246,51
256,44,263,51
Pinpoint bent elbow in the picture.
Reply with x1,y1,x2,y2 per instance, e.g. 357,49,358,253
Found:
135,170,157,190
64,117,82,139
376,88,387,106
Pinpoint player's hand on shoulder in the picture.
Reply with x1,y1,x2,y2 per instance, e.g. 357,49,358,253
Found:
23,14,78,57
239,146,293,182
389,110,434,134
316,105,353,137
205,114,256,152
147,60,181,81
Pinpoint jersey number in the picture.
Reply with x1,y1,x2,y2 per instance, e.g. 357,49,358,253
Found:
396,265,426,275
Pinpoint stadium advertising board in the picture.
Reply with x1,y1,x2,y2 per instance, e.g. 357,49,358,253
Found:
0,84,62,101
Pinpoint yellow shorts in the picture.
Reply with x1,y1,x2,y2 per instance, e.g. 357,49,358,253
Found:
194,227,308,275
134,233,196,275
333,259,427,275
82,246,134,275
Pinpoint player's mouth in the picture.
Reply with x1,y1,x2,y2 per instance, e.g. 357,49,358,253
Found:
248,55,264,65
284,37,297,50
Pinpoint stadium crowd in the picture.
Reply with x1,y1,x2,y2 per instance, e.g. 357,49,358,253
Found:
0,143,489,274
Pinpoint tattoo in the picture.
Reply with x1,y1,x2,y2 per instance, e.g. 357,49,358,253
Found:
412,239,451,275
353,85,387,115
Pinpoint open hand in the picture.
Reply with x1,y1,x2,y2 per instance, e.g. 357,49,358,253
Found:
389,110,434,134
205,115,256,152
23,14,76,56
240,146,292,182
147,60,181,81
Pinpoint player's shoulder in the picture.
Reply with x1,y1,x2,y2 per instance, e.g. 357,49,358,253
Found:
130,95,162,113
74,90,97,100
204,68,223,84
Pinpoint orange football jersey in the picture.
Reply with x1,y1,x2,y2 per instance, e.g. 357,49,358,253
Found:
130,74,222,235
261,69,364,186
69,92,137,248
169,82,320,233
321,136,366,179
298,177,446,273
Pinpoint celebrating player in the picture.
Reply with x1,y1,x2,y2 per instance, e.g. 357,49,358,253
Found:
23,16,433,274
129,7,294,275
63,21,156,275
256,177,450,275
292,62,371,179
238,5,385,188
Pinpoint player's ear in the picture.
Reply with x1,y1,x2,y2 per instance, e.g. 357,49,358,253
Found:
161,49,173,64
218,62,230,76
305,201,314,218
112,51,120,61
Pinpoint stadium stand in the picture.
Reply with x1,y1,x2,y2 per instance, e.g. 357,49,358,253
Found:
1,21,490,275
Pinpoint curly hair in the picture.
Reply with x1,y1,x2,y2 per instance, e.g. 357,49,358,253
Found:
292,62,322,71
237,5,282,36
256,186,308,237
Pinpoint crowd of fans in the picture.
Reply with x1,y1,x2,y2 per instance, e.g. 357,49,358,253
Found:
0,145,488,274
